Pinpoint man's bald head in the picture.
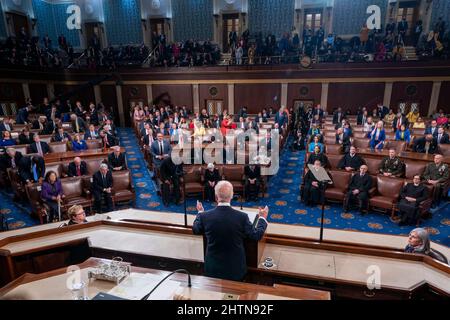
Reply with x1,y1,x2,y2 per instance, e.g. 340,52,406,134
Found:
214,181,234,203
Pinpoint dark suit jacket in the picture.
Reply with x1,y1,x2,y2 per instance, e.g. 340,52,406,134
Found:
333,112,345,125
100,134,118,148
18,133,34,145
437,133,450,144
192,206,267,281
18,156,45,182
68,161,88,177
52,132,71,142
424,126,439,137
16,108,29,124
30,141,50,155
392,116,409,131
0,123,13,132
84,130,99,140
108,153,127,171
348,174,372,193
0,151,23,172
92,170,113,196
72,117,87,133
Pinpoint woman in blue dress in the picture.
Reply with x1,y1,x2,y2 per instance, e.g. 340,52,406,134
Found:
368,120,386,150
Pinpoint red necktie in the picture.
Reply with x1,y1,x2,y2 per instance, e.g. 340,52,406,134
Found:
76,166,81,176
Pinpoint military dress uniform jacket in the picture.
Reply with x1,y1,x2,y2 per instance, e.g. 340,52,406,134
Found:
379,156,404,177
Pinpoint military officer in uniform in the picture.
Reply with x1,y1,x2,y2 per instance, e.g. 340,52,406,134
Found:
422,154,449,208
396,175,428,226
379,149,405,178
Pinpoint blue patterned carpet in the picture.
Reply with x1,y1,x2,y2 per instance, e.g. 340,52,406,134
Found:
2,127,449,247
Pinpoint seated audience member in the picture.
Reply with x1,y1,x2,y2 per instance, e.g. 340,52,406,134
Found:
19,155,45,184
338,146,364,172
343,165,372,214
424,120,438,137
383,109,395,124
41,171,65,222
395,124,411,143
84,124,99,140
151,133,172,170
255,112,267,124
99,130,117,148
368,121,386,150
308,145,329,167
413,117,426,129
333,107,345,125
436,111,448,128
32,116,47,133
245,164,261,201
406,108,420,124
413,134,438,154
52,127,71,142
133,106,145,122
363,116,375,133
422,154,449,207
335,127,351,153
204,163,220,202
16,105,31,125
379,149,405,178
68,157,87,177
274,107,288,128
143,128,155,146
67,205,88,225
92,163,113,214
1,148,23,172
437,127,450,145
307,123,321,141
395,175,427,226
30,134,50,156
357,109,368,125
302,160,331,206
108,146,127,171
0,131,16,147
18,127,34,145
71,113,87,133
159,156,182,206
308,135,324,153
0,117,14,132
72,134,88,152
405,228,448,264
393,112,409,132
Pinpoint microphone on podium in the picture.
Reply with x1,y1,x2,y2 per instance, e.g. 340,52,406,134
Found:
141,269,192,300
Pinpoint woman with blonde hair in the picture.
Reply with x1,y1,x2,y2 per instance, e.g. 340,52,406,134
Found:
368,120,386,150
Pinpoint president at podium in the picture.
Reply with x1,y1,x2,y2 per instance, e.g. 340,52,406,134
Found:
193,180,269,282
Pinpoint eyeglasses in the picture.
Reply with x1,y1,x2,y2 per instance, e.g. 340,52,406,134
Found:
76,211,86,216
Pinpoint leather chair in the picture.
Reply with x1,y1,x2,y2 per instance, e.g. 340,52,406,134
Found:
325,170,351,203
7,168,25,200
323,130,336,138
49,142,68,153
369,176,404,216
86,158,107,176
438,144,450,156
222,165,245,196
183,165,204,199
40,135,53,144
86,139,102,150
12,145,29,155
353,132,367,139
385,140,407,153
404,161,426,179
385,132,396,140
324,136,337,145
25,183,45,224
325,144,342,155
45,163,64,178
352,138,370,149
327,154,342,170
353,126,364,132
112,170,135,205
61,177,92,214
364,157,382,176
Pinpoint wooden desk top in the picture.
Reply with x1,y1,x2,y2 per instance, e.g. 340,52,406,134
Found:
0,258,330,300
357,148,450,163
44,147,126,163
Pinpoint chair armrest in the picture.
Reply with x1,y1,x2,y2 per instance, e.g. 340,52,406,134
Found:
369,187,377,197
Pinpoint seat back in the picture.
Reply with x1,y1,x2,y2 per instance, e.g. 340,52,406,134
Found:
40,135,53,144
352,138,370,149
45,163,63,178
438,144,450,156
329,170,351,190
12,144,28,155
222,165,244,182
404,161,426,179
49,142,68,153
376,176,404,199
385,140,406,153
364,157,382,176
353,132,367,139
324,136,337,145
86,139,102,150
86,158,106,176
112,170,131,190
327,154,342,169
61,177,83,198
25,183,43,210
325,144,342,155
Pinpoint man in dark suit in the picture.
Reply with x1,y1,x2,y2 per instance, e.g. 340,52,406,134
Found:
335,127,352,153
313,104,324,121
84,124,99,140
397,17,408,43
0,118,14,133
193,181,268,281
108,146,127,171
1,148,23,172
424,120,439,137
92,163,113,213
332,107,345,125
413,134,438,154
52,127,71,142
16,106,30,124
71,114,87,133
151,133,172,170
436,127,449,145
99,130,118,148
338,146,365,172
357,109,368,125
18,155,45,184
392,112,409,132
68,157,88,177
376,104,389,119
343,165,372,214
274,108,288,128
30,135,50,156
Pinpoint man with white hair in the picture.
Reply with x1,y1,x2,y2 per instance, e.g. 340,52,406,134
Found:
92,163,113,213
193,180,269,281
108,146,127,171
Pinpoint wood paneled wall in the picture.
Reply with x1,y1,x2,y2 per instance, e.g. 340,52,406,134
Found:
287,83,322,110
28,83,48,105
152,84,193,109
100,85,118,120
54,85,95,105
0,82,25,106
391,82,433,115
199,84,228,111
327,82,385,114
437,81,450,114
234,84,281,114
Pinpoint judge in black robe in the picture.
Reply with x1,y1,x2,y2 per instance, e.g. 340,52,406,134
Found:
307,146,329,167
204,164,221,202
343,165,372,214
397,176,428,226
302,160,328,206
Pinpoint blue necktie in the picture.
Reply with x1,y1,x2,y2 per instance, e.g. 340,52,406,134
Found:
32,164,38,181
